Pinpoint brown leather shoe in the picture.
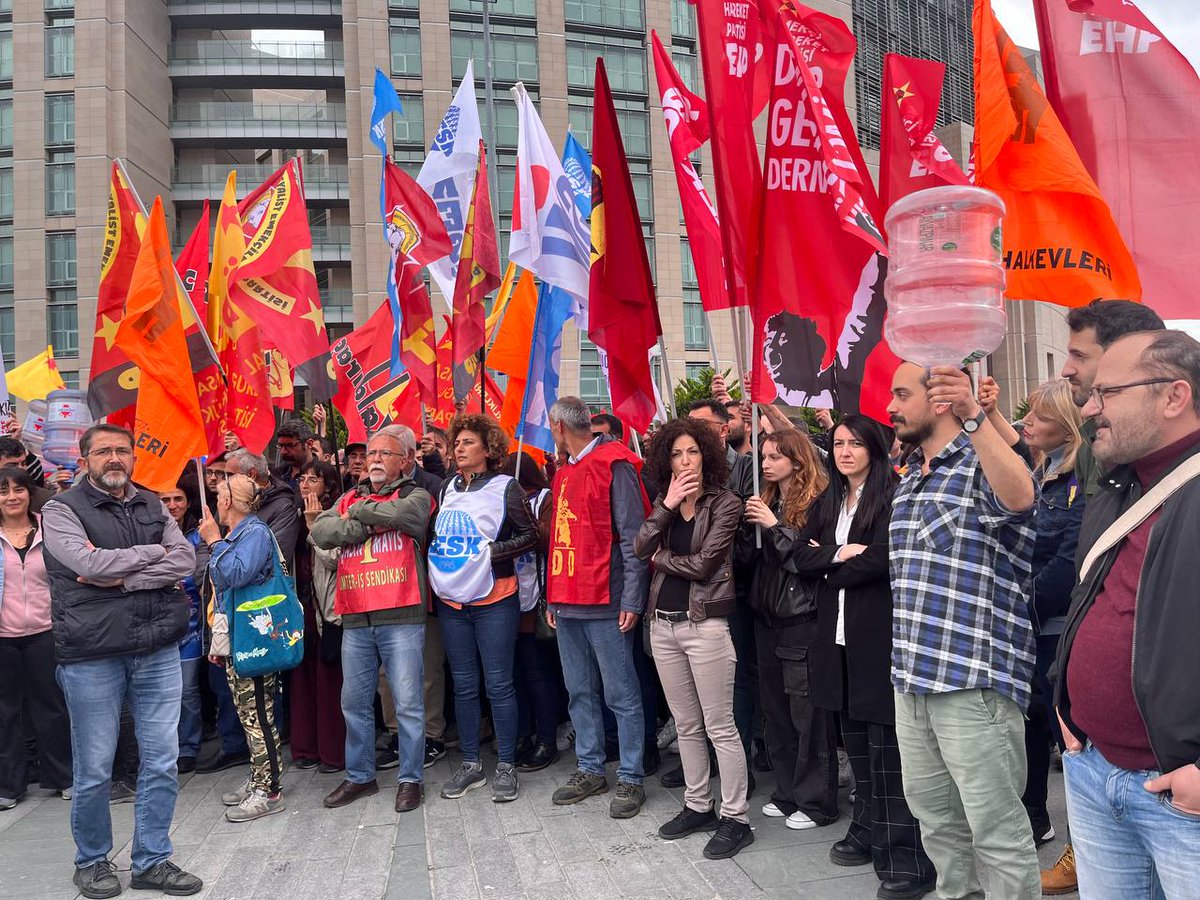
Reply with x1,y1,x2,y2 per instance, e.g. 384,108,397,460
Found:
1041,842,1077,895
395,781,424,813
323,779,379,809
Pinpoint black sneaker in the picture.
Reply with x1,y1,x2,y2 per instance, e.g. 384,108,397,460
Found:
424,738,447,769
130,860,203,895
659,763,686,789
703,818,755,860
658,805,718,840
1028,809,1056,846
73,860,121,899
376,748,400,770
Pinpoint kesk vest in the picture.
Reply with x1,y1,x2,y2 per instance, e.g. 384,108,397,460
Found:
333,485,422,616
429,475,512,604
548,442,647,606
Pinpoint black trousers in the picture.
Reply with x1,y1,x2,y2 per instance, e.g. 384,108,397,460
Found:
841,714,936,883
755,617,838,824
1022,632,1062,814
0,630,72,798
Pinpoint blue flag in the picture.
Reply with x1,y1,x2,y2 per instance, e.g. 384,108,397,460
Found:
370,69,404,157
561,132,593,221
517,283,575,454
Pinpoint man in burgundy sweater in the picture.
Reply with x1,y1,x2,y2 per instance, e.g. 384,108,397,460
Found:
1055,330,1200,900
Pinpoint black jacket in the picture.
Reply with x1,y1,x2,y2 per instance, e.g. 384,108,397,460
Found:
738,500,819,625
791,499,895,724
258,476,302,571
1054,438,1200,773
433,471,537,584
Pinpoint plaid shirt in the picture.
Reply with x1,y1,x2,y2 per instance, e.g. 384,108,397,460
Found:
889,433,1037,709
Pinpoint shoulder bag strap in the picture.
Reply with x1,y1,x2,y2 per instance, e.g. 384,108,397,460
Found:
1079,454,1200,582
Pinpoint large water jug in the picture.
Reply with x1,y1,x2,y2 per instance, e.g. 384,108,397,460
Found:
42,389,94,470
21,399,47,455
883,186,1008,367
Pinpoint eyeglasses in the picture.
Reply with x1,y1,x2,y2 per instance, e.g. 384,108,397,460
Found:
87,447,133,459
276,441,302,451
365,449,402,460
1088,378,1177,411
298,474,324,484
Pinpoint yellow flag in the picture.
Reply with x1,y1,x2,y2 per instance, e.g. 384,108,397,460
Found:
7,346,67,402
207,171,245,348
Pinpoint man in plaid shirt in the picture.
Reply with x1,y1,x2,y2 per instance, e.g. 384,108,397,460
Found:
888,363,1040,900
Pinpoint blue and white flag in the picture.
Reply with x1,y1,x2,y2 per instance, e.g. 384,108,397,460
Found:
369,68,404,157
509,83,591,329
516,282,575,454
561,132,593,220
417,61,482,310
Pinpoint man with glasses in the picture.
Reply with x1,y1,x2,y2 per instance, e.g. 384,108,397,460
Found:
271,419,315,490
41,424,203,898
1054,330,1200,900
310,425,433,814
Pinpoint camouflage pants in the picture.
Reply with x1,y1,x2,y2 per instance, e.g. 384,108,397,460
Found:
225,664,282,794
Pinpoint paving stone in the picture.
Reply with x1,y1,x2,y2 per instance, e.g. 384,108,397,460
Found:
562,858,622,900
506,831,565,889
430,864,480,900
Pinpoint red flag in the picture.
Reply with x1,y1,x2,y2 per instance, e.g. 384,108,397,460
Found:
1035,0,1195,320
589,59,662,433
693,0,770,311
331,301,420,443
650,31,730,312
880,54,970,211
451,141,502,399
174,203,223,457
427,325,504,430
384,157,452,409
752,2,898,423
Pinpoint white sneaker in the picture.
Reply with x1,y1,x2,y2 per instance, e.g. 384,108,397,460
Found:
222,778,252,807
785,810,817,830
656,718,677,751
761,802,787,818
225,789,285,822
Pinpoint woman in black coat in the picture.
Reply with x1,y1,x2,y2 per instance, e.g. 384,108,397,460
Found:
791,416,935,900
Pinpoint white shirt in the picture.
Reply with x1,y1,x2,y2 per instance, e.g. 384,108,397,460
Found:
832,486,863,647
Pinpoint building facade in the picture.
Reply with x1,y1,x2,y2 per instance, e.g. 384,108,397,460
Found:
3,0,1061,417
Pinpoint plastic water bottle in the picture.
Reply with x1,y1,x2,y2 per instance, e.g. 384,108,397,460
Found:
883,186,1008,368
42,389,94,470
21,399,47,455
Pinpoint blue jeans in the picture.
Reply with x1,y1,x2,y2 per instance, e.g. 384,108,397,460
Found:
341,623,424,785
207,659,248,755
1064,743,1200,899
57,645,183,874
556,616,644,785
178,656,203,758
439,595,520,764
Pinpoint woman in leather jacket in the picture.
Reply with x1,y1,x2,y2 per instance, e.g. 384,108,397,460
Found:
792,416,936,896
741,429,838,830
635,418,752,859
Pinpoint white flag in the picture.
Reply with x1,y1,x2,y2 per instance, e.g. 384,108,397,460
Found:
417,61,483,309
509,83,591,327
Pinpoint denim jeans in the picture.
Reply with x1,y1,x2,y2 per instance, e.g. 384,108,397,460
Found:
178,656,203,758
207,659,248,755
57,645,183,874
341,623,424,785
1064,742,1200,900
439,595,520,763
555,616,644,785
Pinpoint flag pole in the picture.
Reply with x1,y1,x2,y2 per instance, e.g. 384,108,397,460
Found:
751,400,761,549
327,401,345,488
195,458,207,514
702,311,722,374
478,349,487,413
656,336,677,419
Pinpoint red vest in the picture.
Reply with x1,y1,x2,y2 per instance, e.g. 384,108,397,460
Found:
547,441,648,606
333,487,422,616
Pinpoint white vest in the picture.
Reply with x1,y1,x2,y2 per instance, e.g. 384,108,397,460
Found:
429,475,511,604
514,489,549,612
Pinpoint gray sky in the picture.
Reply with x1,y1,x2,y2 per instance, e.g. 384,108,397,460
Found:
994,0,1200,70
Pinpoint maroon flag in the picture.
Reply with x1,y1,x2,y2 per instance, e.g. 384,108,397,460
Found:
650,30,731,312
1035,0,1198,322
751,1,898,423
451,141,501,400
880,54,970,212
693,0,769,310
589,59,662,433
330,300,421,443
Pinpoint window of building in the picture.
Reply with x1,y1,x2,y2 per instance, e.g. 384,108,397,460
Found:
46,231,75,286
46,150,74,215
45,93,74,146
0,234,11,288
450,0,536,17
568,101,650,159
45,20,74,78
671,49,698,93
566,39,646,95
451,28,538,85
1047,352,1055,380
684,299,709,350
564,0,643,32
685,362,709,382
671,0,696,40
0,166,10,222
0,294,12,366
59,369,79,389
0,26,11,82
579,340,606,406
389,20,421,77
47,289,77,357
0,96,10,152
388,0,419,9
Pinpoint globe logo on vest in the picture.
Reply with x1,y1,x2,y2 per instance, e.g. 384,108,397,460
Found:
430,510,485,574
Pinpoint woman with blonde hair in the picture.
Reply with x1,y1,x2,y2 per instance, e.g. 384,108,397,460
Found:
202,473,286,823
742,429,839,831
1018,379,1086,861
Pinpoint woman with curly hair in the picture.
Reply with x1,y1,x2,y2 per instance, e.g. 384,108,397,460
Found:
429,414,537,803
741,428,839,831
634,418,755,859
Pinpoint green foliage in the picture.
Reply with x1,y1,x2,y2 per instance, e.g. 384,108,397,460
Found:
297,403,349,450
671,367,742,415
1011,397,1031,423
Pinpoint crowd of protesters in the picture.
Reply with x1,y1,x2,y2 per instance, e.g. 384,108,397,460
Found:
0,300,1197,900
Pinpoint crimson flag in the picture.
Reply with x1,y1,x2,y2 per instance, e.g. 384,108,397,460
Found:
1035,0,1194,320
880,54,970,212
589,59,662,433
174,203,224,457
331,301,421,443
451,141,502,400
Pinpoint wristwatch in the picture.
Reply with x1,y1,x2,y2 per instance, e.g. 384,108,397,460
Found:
961,409,987,434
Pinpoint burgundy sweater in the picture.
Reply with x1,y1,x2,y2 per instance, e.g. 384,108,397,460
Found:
1066,430,1200,771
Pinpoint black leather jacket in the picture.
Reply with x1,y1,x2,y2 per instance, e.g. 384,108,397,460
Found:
738,499,819,625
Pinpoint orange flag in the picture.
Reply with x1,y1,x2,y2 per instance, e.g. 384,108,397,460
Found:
486,270,540,440
973,0,1141,306
114,198,207,492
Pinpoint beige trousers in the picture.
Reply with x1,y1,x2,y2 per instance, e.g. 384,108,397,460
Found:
379,614,445,740
650,615,749,822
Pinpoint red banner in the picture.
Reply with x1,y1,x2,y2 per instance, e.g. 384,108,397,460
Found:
451,141,501,381
331,301,421,443
1035,0,1195,320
